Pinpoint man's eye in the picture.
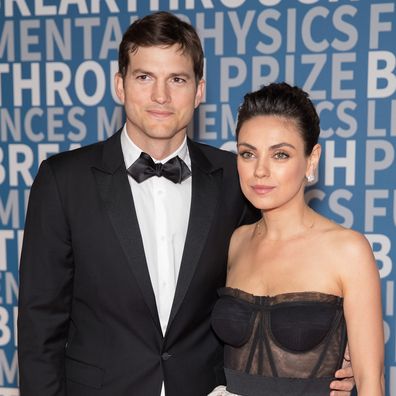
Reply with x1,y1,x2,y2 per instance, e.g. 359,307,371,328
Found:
274,151,289,159
173,77,186,83
137,75,150,81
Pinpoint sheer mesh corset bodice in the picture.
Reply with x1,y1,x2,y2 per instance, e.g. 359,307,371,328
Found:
211,287,347,396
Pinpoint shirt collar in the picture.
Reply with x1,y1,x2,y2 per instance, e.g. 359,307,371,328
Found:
120,124,191,170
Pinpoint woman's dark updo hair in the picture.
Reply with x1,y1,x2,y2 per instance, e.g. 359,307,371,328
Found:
235,82,320,156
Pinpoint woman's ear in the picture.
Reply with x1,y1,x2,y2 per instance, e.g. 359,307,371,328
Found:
306,144,321,181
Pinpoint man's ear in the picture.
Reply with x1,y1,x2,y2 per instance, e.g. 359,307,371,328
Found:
194,79,205,108
114,73,125,104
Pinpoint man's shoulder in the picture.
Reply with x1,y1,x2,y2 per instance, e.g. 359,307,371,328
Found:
191,140,235,157
47,131,120,168
189,139,236,165
49,140,104,162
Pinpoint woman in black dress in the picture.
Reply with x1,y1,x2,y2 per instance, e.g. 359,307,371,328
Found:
210,83,384,396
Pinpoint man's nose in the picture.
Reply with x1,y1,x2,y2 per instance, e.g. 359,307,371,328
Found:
151,81,170,104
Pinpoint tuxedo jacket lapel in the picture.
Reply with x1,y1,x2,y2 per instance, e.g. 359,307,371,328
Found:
168,139,223,328
92,131,161,332
91,133,223,334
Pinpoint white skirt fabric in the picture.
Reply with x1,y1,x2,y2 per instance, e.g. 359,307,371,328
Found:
207,385,240,396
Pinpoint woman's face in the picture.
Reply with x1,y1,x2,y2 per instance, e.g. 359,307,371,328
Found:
237,115,319,211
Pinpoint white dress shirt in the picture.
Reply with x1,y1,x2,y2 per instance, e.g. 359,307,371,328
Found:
121,126,192,395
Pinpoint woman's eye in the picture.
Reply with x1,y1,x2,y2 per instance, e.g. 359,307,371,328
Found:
239,151,254,159
274,151,289,159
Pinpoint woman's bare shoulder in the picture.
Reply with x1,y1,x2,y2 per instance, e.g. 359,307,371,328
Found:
228,223,256,264
324,223,370,253
316,218,375,273
231,222,256,242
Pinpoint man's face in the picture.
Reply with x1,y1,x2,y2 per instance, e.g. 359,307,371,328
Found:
115,45,204,156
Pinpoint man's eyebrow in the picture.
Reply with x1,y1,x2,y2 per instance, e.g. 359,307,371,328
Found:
130,69,193,78
130,68,152,75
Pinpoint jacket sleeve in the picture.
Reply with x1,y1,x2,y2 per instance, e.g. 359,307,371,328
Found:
18,159,73,396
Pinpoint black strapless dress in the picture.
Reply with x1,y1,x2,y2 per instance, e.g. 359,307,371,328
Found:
211,287,347,396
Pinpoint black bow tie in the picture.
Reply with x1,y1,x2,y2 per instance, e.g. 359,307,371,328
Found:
127,152,191,184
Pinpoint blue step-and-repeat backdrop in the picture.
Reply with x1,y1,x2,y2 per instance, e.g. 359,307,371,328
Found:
0,0,395,394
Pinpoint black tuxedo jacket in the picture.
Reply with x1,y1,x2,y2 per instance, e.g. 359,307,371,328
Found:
18,131,258,396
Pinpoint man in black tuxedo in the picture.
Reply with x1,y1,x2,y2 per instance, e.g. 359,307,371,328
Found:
18,11,354,396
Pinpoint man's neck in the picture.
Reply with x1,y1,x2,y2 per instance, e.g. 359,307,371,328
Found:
126,129,187,161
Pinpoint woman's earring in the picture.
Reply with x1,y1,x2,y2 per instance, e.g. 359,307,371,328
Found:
307,174,315,183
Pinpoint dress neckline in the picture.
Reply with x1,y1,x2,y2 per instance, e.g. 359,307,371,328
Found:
219,286,343,305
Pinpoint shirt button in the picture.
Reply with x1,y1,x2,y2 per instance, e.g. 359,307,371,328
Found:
161,352,172,361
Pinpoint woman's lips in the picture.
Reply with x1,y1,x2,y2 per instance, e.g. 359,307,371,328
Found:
251,185,275,195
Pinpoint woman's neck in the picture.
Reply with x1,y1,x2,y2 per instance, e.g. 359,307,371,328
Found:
257,204,316,241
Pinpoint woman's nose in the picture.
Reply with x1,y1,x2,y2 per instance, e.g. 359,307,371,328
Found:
254,159,270,178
